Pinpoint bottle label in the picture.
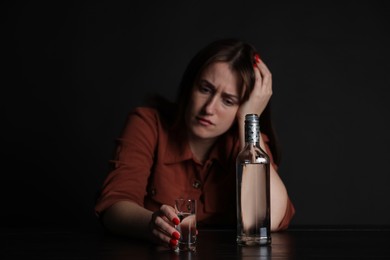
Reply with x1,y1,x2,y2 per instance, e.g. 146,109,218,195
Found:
245,121,260,143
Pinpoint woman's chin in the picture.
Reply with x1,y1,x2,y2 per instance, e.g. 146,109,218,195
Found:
189,127,219,141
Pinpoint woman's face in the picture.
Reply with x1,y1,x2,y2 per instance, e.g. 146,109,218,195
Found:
185,62,240,142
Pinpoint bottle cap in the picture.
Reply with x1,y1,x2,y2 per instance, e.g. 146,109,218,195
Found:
245,114,260,143
245,114,259,124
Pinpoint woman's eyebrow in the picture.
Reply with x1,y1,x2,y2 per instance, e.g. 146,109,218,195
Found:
199,79,215,88
222,92,239,101
200,79,239,99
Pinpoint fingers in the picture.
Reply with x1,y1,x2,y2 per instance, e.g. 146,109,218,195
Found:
254,54,272,86
253,54,272,96
237,53,273,120
253,62,263,87
149,205,181,249
161,204,180,225
236,53,273,118
258,60,272,89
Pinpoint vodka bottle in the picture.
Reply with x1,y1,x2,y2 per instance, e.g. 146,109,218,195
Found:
236,114,271,246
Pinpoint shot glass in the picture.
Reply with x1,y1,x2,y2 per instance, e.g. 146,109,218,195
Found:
174,199,197,252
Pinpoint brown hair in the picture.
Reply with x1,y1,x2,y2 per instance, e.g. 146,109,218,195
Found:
176,38,256,115
149,38,281,165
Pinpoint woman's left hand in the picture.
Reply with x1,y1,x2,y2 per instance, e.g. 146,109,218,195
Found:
237,54,272,120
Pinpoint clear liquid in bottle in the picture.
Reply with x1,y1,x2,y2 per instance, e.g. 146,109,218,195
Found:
236,114,271,246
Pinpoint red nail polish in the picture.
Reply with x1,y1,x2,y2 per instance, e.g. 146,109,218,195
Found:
254,53,260,63
172,231,180,240
172,217,180,225
169,238,178,248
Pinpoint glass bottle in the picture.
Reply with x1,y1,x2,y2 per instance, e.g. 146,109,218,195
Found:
236,114,271,246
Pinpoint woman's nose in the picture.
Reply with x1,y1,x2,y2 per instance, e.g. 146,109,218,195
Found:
203,96,218,114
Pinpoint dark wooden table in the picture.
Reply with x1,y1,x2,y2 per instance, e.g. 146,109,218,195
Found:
1,226,390,259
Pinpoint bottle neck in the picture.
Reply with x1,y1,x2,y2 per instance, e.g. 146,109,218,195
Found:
245,123,260,144
245,140,260,146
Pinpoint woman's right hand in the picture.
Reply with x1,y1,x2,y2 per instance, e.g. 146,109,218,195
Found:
149,204,181,249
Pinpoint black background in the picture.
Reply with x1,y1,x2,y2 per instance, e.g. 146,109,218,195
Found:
2,1,390,230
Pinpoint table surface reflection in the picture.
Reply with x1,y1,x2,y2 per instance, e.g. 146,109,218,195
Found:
1,226,390,259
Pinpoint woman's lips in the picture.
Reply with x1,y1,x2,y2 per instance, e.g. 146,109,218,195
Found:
196,116,213,126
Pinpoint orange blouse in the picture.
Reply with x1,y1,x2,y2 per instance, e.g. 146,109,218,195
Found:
95,107,294,229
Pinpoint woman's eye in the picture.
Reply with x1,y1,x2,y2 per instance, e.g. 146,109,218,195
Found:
223,99,235,106
199,85,212,93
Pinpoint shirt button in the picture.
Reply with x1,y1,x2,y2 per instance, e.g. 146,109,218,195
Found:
192,180,201,189
151,188,156,196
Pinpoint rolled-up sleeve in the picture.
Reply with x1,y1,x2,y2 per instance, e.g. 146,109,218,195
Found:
95,108,158,217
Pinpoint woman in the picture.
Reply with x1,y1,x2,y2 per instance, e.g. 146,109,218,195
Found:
95,38,295,249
